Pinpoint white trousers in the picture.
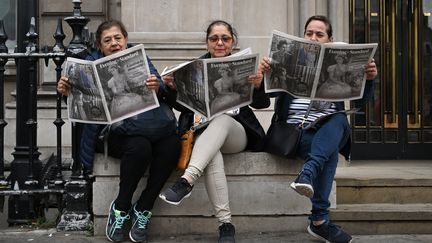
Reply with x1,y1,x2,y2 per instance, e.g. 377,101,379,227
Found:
184,114,247,223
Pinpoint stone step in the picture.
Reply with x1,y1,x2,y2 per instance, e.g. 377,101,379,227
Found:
331,203,432,234
336,180,432,204
335,161,432,204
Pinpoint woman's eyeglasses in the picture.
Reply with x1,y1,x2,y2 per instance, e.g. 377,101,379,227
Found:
207,35,233,43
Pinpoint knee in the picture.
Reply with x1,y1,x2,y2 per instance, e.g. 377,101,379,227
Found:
206,155,225,173
330,113,349,130
209,114,232,128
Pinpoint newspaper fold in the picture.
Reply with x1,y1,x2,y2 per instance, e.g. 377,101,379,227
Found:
265,30,378,101
64,44,159,124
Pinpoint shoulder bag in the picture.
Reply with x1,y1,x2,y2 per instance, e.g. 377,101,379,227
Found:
264,104,312,159
176,117,209,171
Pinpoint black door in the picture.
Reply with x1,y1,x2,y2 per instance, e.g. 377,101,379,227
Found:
350,0,432,159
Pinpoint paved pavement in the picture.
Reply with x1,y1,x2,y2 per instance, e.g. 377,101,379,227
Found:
1,228,432,243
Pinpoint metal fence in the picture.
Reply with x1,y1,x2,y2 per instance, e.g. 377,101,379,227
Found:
0,0,92,231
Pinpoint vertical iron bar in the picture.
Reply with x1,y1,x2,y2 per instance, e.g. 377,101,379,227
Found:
25,17,38,183
0,20,8,188
8,0,41,225
52,18,66,186
57,0,92,231
24,16,39,222
66,0,89,178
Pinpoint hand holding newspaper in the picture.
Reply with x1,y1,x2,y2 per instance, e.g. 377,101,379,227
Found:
161,48,258,120
64,44,159,124
264,30,378,101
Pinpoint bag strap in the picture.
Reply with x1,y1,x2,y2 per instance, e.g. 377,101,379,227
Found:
299,103,312,128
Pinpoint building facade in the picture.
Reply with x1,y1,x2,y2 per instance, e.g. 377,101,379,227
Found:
2,0,432,161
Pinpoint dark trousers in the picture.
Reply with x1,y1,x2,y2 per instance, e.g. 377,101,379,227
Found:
107,132,181,212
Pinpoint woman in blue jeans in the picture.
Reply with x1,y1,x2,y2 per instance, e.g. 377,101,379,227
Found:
260,15,378,243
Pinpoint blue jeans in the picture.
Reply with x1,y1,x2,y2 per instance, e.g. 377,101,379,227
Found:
297,113,350,221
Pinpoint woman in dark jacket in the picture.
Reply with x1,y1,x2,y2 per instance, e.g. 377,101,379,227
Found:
57,20,180,243
159,20,269,243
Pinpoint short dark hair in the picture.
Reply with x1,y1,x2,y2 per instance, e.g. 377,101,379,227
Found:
205,20,238,46
277,39,288,50
304,15,333,38
95,20,128,47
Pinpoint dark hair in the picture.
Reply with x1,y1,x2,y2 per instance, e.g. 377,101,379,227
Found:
304,15,333,38
277,39,288,50
95,20,128,47
219,66,233,76
205,20,238,46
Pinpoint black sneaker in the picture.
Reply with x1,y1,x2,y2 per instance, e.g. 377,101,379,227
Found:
290,171,314,198
218,222,235,243
106,201,130,242
159,177,193,205
129,205,151,242
307,220,353,243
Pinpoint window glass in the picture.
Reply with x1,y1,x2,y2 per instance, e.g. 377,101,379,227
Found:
0,0,16,52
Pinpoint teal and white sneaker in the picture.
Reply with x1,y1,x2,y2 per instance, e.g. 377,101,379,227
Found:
106,201,130,242
129,205,152,242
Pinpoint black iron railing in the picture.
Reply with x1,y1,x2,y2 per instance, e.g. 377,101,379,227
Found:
0,0,92,231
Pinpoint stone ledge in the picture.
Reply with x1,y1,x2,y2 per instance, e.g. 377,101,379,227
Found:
93,152,304,176
93,175,312,216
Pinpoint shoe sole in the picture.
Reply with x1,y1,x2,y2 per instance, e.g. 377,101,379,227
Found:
159,191,192,206
129,231,147,243
307,225,353,243
307,225,330,242
290,182,314,198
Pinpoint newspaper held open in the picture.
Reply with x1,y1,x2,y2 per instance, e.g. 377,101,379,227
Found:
265,30,378,101
64,44,159,124
167,51,258,120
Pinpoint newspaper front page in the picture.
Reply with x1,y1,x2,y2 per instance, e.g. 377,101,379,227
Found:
64,44,159,124
265,30,378,101
164,51,258,120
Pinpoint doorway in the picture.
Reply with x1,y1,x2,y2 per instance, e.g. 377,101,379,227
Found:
349,0,432,159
